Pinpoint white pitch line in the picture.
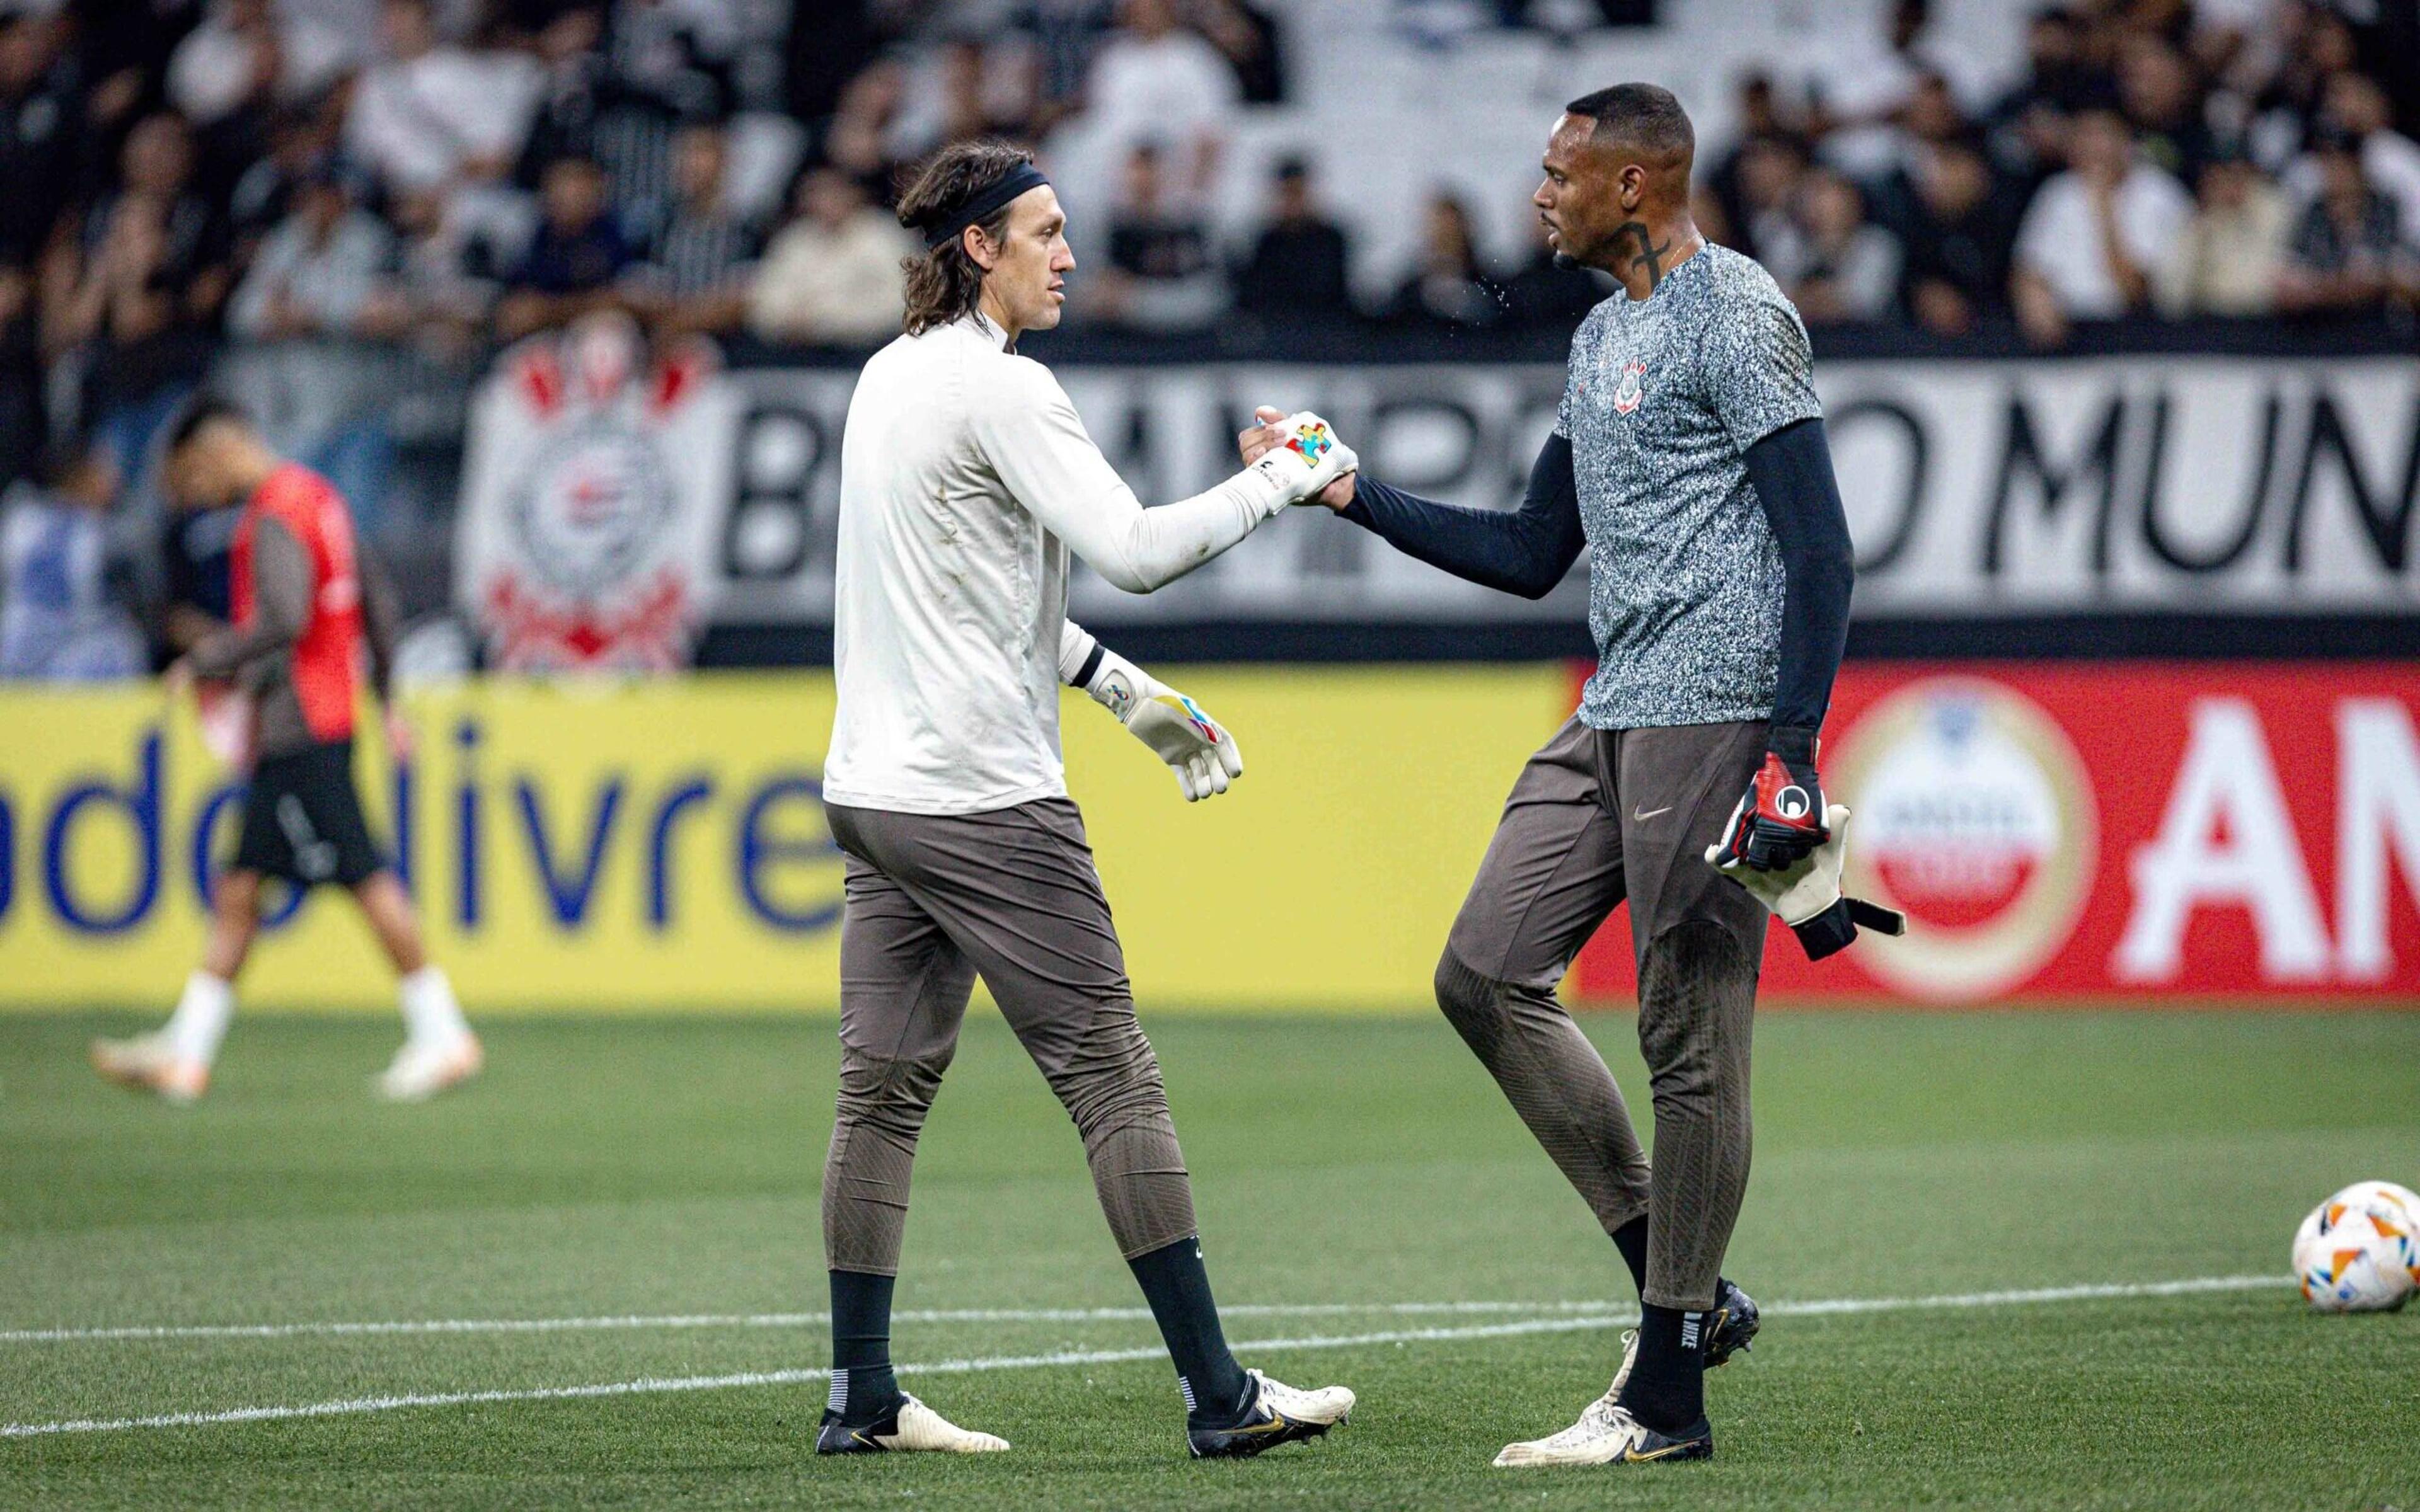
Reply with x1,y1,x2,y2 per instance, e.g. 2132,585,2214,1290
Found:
0,1315,1611,1438
0,1274,2286,1347
0,1274,2290,1440
0,1300,1608,1346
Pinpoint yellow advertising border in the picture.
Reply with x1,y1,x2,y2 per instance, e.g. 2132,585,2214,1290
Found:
0,667,1576,1014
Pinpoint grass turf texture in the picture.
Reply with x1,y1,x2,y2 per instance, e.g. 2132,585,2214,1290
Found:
3,1009,2417,1509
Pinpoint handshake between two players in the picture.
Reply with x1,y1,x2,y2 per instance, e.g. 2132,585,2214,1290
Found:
817,84,1900,1471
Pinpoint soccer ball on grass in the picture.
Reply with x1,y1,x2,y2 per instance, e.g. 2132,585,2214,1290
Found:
2293,1182,2419,1312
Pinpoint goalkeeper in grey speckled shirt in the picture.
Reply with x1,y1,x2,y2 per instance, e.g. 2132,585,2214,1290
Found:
1243,82,1898,1469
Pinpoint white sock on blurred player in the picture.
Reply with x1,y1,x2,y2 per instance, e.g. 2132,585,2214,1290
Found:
164,971,235,1066
398,966,471,1047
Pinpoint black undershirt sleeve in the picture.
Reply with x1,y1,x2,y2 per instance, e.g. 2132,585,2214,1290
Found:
1337,432,1586,600
1743,416,1855,736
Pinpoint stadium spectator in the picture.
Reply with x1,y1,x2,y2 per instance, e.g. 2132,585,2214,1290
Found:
227,104,338,266
1193,0,1282,104
1231,156,1351,325
2293,71,2420,249
42,112,229,446
1016,0,1118,134
166,0,346,133
889,37,1036,158
1727,132,1811,265
1092,140,1225,333
1803,0,1986,178
817,55,912,204
514,6,663,217
2118,34,2216,186
1080,0,1238,194
625,121,759,338
1761,168,1902,325
496,155,630,338
1984,7,2109,183
607,0,739,125
2276,130,2406,316
1705,74,1795,244
344,0,538,198
1898,138,2017,335
0,440,144,680
748,165,910,346
0,13,78,270
2010,106,2192,346
0,260,40,486
227,168,396,340
2244,7,2359,168
2155,146,2289,316
1380,192,1503,330
379,185,506,348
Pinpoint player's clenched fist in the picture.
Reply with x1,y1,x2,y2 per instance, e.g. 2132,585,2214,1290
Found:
1710,724,1828,871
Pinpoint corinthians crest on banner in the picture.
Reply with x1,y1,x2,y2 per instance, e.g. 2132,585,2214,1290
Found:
456,314,737,672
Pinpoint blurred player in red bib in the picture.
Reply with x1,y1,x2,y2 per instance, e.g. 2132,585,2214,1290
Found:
91,399,480,1104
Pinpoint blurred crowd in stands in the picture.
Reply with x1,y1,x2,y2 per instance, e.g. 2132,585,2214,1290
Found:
1,0,2415,680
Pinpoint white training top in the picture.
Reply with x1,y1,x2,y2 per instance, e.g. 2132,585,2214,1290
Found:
826,312,1299,815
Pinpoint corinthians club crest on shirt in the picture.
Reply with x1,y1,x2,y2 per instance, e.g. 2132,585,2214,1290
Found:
457,314,737,672
1611,360,1647,415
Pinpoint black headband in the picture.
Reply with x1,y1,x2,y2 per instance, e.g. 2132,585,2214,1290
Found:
922,163,1051,250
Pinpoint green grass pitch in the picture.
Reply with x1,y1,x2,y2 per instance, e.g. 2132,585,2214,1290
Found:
4,1007,2417,1509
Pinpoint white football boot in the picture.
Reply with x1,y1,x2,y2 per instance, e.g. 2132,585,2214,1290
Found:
90,1033,210,1104
376,1033,484,1102
816,1393,1010,1453
1187,1368,1354,1458
1493,1389,1712,1468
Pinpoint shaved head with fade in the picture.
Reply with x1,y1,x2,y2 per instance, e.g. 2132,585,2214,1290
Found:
1533,82,1703,293
1564,83,1695,174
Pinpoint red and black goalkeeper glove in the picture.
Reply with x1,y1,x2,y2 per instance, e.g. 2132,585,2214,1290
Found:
1712,725,1829,873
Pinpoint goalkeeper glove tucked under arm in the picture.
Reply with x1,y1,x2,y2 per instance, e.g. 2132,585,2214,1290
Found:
1059,624,1244,802
1706,803,1906,961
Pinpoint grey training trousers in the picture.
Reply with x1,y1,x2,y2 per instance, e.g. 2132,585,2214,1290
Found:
819,798,1198,1274
1435,716,1769,1311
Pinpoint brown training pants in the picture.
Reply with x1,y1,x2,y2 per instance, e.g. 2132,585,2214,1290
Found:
819,797,1199,1274
1435,716,1769,1310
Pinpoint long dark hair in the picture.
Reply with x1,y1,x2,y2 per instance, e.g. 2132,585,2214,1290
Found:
895,140,1037,336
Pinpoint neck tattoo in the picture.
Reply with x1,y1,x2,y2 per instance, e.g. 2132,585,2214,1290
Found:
1611,221,1676,290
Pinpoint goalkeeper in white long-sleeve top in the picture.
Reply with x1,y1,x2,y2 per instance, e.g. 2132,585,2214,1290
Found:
814,139,1359,1461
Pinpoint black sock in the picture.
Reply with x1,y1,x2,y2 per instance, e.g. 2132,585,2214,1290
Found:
1611,1222,1736,1315
1618,1301,1706,1435
1610,1217,1649,1293
828,1270,901,1424
1127,1235,1249,1423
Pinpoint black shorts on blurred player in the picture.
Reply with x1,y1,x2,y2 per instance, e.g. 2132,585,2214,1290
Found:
229,738,385,888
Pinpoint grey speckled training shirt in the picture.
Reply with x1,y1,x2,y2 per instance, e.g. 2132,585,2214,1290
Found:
1560,241,1821,730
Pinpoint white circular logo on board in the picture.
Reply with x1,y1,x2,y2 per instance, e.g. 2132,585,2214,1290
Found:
507,419,677,599
1829,679,2097,1001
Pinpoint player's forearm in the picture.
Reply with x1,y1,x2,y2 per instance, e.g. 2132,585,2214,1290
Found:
1743,418,1853,733
186,519,311,680
1340,433,1584,600
360,542,402,704
1068,467,1288,595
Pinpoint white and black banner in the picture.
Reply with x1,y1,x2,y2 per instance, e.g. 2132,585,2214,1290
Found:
466,352,2420,629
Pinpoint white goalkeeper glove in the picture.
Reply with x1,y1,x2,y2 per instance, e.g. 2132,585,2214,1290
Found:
1061,626,1243,802
1245,411,1357,508
1704,803,1906,961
